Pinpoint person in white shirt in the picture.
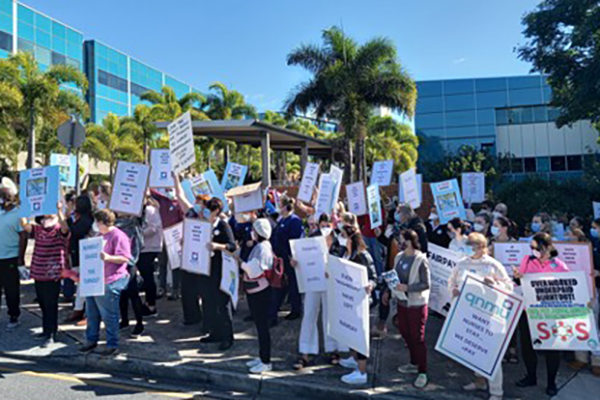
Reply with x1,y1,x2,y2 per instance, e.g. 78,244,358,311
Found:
138,195,163,318
448,232,512,400
448,218,470,255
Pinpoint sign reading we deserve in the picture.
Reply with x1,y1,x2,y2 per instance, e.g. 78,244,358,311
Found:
522,271,598,351
79,237,105,297
431,179,466,224
181,218,212,275
19,166,60,218
109,161,150,217
370,160,394,186
149,149,174,188
435,274,524,380
427,244,461,316
297,162,320,204
220,252,240,309
290,236,328,293
346,181,367,216
168,111,195,174
327,255,370,356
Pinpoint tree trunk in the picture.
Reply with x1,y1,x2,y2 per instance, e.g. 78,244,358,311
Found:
26,107,35,169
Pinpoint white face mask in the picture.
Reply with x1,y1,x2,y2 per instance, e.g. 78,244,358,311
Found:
473,223,485,233
320,227,333,237
92,221,100,233
429,213,439,221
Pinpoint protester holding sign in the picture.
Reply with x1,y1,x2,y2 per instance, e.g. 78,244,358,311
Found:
448,232,512,400
337,222,377,385
20,202,70,347
137,195,163,319
79,209,131,357
241,219,274,374
390,229,431,389
530,212,553,236
0,180,27,331
513,233,569,396
94,181,111,210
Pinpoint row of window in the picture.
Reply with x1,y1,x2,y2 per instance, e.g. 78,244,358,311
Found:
418,76,548,98
501,155,587,173
98,69,128,93
17,38,81,70
496,106,561,126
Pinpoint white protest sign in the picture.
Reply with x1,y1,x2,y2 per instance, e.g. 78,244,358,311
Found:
594,202,600,220
366,184,383,229
522,271,598,351
168,111,195,174
400,168,421,209
370,160,394,186
427,244,461,316
399,173,422,204
163,223,183,270
227,182,263,213
298,162,320,204
181,218,212,275
315,173,334,218
330,165,344,211
435,274,524,380
327,255,370,356
290,236,328,293
109,161,150,217
149,149,174,188
493,242,531,278
220,252,240,309
461,172,485,204
346,181,367,216
79,237,105,297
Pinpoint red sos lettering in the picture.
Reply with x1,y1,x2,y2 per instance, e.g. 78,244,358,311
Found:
537,323,551,340
575,323,590,340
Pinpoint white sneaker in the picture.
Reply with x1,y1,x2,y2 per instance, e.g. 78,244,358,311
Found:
489,396,502,400
397,364,419,374
249,362,272,374
246,358,261,368
339,356,359,369
341,370,367,385
463,381,487,391
414,373,428,389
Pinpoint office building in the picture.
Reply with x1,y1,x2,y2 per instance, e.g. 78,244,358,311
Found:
415,75,599,179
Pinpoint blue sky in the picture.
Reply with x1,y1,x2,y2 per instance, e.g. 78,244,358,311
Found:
26,0,542,112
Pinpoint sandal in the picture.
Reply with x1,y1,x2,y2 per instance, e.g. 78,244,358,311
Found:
329,352,341,366
293,357,309,370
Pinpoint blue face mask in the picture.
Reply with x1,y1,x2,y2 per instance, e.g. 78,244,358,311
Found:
394,213,402,223
203,208,212,220
193,204,203,216
591,228,599,239
464,246,475,257
531,222,542,233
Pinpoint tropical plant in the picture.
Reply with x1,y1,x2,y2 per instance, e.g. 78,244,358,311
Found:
285,26,417,182
121,104,160,162
365,116,418,176
0,52,88,168
205,82,257,120
140,86,208,122
82,113,144,180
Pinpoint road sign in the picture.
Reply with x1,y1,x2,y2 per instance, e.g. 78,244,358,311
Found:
58,119,86,150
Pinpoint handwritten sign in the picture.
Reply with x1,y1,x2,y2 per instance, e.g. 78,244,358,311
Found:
168,111,195,174
461,172,485,204
79,237,105,297
290,236,328,293
346,181,367,216
109,161,150,217
298,162,320,204
181,218,212,275
370,160,394,186
149,149,174,188
315,173,334,218
400,168,421,209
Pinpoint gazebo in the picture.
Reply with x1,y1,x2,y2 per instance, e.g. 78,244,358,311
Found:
155,119,333,187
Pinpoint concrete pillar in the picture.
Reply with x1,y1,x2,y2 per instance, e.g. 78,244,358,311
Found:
300,142,309,176
261,131,271,189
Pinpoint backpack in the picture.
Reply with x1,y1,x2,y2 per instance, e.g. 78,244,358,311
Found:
264,256,286,288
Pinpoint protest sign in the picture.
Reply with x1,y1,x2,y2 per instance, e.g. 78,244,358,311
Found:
181,218,212,275
521,271,598,351
168,111,195,174
50,153,77,187
427,244,461,316
298,162,320,204
431,179,466,224
220,252,240,309
19,166,60,218
400,168,421,209
315,173,334,218
370,160,394,186
149,149,174,188
346,181,367,216
221,162,248,192
109,161,150,217
290,236,328,293
227,182,263,213
182,170,229,212
327,255,370,356
381,270,407,301
493,242,531,278
436,274,524,380
79,237,105,297
330,165,344,211
367,184,383,229
163,223,183,270
399,173,422,204
594,202,600,220
461,172,485,204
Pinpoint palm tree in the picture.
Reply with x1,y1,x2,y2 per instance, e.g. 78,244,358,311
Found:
0,52,88,168
82,113,144,181
366,116,419,175
285,26,416,182
121,104,159,163
140,86,208,122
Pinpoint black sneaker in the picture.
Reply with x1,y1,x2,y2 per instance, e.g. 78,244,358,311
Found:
97,347,119,357
142,305,158,318
546,385,558,396
269,318,278,328
218,340,234,351
34,332,49,340
284,311,301,321
131,323,144,337
119,320,130,330
200,335,220,343
78,342,98,353
516,376,537,388
243,315,254,322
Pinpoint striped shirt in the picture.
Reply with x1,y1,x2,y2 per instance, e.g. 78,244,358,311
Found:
31,224,69,281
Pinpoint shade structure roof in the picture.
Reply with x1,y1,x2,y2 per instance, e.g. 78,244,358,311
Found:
154,119,332,157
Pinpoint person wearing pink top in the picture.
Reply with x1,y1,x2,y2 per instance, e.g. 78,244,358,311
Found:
79,209,131,357
514,232,568,397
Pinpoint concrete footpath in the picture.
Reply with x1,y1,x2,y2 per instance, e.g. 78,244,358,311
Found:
0,281,596,399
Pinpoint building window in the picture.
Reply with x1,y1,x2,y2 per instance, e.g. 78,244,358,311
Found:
524,157,536,173
51,51,66,66
537,157,550,172
510,158,524,173
0,31,12,52
131,82,151,97
551,156,566,172
496,109,509,125
532,106,547,123
567,155,582,171
98,69,128,93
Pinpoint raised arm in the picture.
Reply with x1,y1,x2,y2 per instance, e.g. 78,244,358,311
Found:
173,172,192,214
57,202,69,234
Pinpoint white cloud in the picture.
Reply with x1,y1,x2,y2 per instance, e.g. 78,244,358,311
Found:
452,57,467,65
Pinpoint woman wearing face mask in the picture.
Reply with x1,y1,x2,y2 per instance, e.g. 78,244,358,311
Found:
337,223,377,385
292,213,347,370
513,233,568,396
529,212,553,237
449,232,512,400
392,230,431,389
473,212,492,238
20,203,70,347
427,207,450,248
448,218,470,255
79,209,131,356
95,181,112,210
